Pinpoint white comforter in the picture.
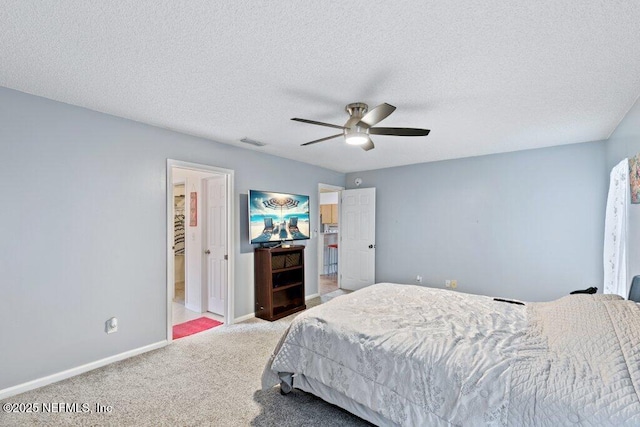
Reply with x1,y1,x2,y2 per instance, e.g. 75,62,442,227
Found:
262,283,640,426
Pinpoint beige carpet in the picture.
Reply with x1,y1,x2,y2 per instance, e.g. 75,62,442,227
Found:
0,297,370,426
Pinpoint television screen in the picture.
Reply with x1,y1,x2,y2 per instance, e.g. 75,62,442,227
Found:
249,190,310,244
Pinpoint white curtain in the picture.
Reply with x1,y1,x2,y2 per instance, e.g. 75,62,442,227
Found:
603,158,629,298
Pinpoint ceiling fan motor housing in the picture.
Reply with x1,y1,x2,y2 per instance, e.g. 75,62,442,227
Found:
345,102,368,119
344,103,370,144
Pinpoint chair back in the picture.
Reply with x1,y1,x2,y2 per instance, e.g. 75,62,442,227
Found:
630,276,640,302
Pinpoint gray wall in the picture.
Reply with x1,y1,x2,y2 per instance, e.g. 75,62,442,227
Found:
346,141,607,301
605,96,640,282
0,87,344,390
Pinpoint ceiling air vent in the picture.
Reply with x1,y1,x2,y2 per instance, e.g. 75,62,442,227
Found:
240,137,266,147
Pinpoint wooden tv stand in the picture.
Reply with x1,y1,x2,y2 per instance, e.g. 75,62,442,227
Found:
254,245,306,321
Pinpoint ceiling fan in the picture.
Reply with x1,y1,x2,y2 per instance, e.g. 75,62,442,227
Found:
291,102,430,151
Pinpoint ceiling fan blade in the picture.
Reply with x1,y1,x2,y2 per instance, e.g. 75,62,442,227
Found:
357,103,396,127
369,127,430,136
361,138,375,151
300,133,343,146
291,118,345,130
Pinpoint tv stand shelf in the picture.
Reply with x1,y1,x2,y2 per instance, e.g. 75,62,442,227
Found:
255,245,306,321
273,282,303,292
272,265,302,273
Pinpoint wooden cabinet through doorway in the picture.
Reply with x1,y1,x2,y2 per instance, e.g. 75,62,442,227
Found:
321,204,338,224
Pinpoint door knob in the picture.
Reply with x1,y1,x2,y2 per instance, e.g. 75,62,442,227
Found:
368,244,376,249
205,249,211,254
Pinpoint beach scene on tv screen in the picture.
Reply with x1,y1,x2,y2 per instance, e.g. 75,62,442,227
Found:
250,190,310,243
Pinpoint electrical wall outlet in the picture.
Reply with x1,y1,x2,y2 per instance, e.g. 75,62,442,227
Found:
416,275,422,283
445,280,451,288
105,317,118,334
450,280,458,289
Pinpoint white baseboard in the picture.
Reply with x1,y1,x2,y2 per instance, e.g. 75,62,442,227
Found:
306,293,320,300
233,312,255,323
0,340,167,400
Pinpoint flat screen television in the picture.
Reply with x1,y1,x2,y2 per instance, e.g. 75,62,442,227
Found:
249,189,310,245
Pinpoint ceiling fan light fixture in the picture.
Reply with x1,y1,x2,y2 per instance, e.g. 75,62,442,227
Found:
345,135,369,145
344,128,369,146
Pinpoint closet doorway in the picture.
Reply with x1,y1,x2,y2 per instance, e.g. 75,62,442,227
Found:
167,160,235,341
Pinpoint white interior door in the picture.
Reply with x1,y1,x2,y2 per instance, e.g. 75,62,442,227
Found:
340,188,376,291
205,175,227,315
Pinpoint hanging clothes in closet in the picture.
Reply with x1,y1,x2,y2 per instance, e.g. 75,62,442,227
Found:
174,195,185,255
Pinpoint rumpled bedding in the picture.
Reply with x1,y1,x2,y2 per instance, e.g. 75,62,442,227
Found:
262,283,640,426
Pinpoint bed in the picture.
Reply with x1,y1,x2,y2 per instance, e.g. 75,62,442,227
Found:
262,282,640,426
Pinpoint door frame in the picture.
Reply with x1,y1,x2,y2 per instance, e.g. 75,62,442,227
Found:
318,183,344,289
166,159,235,342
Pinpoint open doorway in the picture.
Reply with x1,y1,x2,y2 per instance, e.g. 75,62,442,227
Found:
167,160,234,341
318,184,344,297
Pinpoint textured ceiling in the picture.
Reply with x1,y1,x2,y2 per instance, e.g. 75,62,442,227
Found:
2,1,640,173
